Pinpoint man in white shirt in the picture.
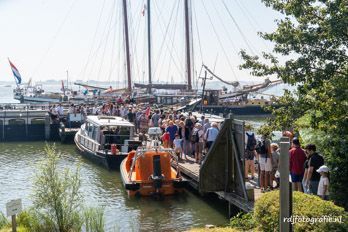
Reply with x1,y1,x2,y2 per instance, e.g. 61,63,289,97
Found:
205,122,219,150
55,104,64,118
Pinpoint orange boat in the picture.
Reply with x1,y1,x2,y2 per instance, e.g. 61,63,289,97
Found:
120,148,187,197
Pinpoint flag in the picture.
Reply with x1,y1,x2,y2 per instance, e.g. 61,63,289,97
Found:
8,59,22,84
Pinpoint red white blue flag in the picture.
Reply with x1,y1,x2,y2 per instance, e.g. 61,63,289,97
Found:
8,58,22,84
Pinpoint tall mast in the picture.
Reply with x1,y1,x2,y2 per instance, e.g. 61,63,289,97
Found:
122,0,132,92
184,0,192,91
147,0,152,93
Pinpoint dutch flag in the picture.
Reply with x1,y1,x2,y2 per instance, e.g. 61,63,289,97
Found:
8,58,22,85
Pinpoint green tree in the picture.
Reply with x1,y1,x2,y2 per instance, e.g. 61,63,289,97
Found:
240,0,348,209
32,144,83,232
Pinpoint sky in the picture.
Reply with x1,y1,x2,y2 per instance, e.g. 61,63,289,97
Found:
0,0,283,88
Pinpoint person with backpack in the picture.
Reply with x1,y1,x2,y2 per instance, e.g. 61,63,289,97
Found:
193,123,204,163
304,144,324,195
245,132,257,180
256,134,272,192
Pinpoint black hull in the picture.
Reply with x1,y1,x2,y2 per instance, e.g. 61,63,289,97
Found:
75,137,127,170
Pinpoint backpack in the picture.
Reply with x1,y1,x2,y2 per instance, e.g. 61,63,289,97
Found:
191,129,199,143
246,132,256,151
255,140,267,156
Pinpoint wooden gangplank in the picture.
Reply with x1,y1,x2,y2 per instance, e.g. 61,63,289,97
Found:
173,118,263,215
176,156,262,213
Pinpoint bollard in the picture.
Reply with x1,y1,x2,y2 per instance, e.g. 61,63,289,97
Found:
279,137,291,232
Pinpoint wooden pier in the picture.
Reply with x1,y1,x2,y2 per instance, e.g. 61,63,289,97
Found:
174,118,261,216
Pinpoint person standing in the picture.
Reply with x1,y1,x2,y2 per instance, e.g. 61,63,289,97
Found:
256,134,272,192
270,143,280,188
289,138,306,192
205,122,219,150
305,144,324,195
245,132,257,180
316,165,330,200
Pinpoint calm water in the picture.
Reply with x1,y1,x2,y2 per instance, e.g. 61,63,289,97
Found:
0,83,281,231
0,142,229,231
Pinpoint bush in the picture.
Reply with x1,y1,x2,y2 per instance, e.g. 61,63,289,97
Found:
254,190,348,232
230,212,255,231
0,213,9,230
31,144,83,232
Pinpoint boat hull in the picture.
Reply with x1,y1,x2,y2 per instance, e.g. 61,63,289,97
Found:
120,153,186,197
74,133,127,169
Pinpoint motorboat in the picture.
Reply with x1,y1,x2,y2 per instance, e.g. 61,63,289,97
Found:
74,115,141,169
120,127,187,196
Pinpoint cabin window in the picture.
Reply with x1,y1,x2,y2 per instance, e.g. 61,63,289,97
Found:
8,119,25,125
92,126,98,140
31,118,45,124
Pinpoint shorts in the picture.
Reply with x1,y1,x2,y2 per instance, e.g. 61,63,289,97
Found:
290,173,303,183
259,157,272,172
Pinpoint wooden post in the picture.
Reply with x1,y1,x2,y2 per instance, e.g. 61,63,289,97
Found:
279,136,291,232
11,215,17,232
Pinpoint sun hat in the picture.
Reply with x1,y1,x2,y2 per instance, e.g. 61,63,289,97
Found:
316,165,329,173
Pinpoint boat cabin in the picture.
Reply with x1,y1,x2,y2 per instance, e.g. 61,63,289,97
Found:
81,115,135,151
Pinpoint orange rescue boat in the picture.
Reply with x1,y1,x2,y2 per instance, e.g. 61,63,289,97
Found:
120,148,187,197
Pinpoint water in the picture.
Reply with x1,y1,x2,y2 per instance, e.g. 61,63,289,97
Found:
0,142,229,231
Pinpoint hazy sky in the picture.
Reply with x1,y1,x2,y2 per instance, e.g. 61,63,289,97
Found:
0,0,282,88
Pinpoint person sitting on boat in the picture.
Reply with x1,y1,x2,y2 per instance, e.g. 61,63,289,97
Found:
173,134,183,160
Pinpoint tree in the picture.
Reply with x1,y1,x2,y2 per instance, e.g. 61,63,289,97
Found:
240,0,348,209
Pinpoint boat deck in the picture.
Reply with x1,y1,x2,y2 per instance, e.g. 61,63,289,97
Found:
176,156,262,212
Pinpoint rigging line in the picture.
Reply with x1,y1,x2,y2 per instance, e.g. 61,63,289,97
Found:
97,0,117,81
201,0,238,81
234,0,269,50
221,0,257,55
86,0,117,81
79,0,107,80
153,0,183,80
153,0,179,78
130,1,145,84
107,1,119,83
211,2,240,55
154,0,184,72
32,0,79,79
192,1,203,80
164,1,181,83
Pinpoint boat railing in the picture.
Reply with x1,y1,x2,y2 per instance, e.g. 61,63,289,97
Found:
78,133,100,152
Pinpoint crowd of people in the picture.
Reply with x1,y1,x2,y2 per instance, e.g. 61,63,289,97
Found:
244,132,330,200
48,102,221,164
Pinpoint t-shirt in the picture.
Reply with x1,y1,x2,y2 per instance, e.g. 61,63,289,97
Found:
317,176,329,196
151,113,160,127
309,153,324,181
166,125,178,140
272,151,279,170
206,127,219,142
289,147,306,175
173,139,182,148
